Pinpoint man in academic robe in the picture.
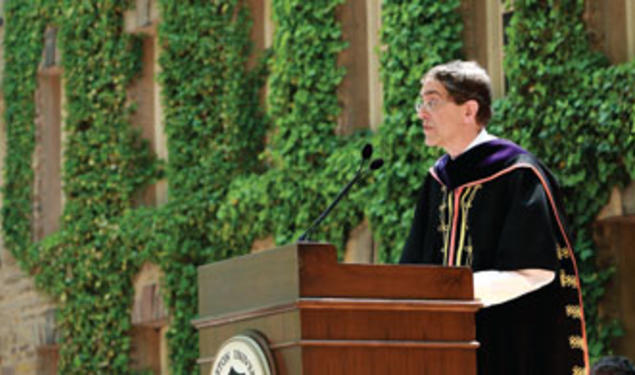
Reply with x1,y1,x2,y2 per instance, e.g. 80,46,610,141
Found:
400,60,589,375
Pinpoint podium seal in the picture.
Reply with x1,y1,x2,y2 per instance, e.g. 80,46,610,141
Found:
211,332,274,375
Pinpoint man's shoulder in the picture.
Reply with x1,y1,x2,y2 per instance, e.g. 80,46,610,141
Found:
427,136,561,191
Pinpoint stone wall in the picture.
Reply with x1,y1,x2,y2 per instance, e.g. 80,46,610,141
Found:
0,253,58,375
0,2,59,373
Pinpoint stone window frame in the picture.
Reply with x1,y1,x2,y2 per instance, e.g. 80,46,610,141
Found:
336,0,383,135
33,26,65,241
125,0,168,206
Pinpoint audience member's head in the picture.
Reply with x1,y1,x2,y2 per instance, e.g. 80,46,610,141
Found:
592,356,635,375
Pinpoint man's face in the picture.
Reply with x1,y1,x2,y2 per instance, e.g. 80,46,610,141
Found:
417,78,470,154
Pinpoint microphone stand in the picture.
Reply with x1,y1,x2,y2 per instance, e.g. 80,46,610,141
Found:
297,165,365,242
297,142,383,242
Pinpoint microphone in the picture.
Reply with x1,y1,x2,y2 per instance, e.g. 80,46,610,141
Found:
361,143,372,160
297,144,383,242
369,159,384,170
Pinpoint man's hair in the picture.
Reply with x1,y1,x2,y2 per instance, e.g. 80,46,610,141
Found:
424,60,493,126
592,356,635,375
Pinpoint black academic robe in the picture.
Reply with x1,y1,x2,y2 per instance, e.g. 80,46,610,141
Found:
400,139,589,375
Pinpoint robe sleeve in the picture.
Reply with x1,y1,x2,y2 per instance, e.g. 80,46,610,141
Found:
494,168,559,271
400,175,432,264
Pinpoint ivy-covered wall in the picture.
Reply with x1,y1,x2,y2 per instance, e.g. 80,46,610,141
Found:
491,0,634,355
2,0,633,373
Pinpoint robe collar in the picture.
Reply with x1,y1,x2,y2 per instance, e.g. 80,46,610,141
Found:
433,138,528,190
454,128,497,159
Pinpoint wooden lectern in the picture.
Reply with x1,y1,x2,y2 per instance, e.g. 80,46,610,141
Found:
193,243,481,374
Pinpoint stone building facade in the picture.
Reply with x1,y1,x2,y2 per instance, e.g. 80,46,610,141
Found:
0,0,633,373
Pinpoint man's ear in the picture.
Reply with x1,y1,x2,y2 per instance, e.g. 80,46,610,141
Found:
463,100,480,124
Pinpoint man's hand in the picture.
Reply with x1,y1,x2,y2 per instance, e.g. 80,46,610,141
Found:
473,269,555,307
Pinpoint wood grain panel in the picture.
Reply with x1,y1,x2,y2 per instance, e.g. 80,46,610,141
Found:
298,243,473,300
302,345,476,374
300,309,475,341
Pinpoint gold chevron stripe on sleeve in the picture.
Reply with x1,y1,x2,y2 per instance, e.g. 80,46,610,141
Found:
560,270,578,288
557,245,570,260
565,305,582,319
569,335,585,350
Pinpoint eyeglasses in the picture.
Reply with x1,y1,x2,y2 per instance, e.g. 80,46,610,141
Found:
414,97,447,113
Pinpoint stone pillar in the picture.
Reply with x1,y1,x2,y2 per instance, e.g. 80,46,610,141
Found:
336,0,370,135
460,0,505,99
251,235,276,253
246,0,274,107
627,0,635,61
344,219,376,264
366,0,383,131
585,0,634,64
